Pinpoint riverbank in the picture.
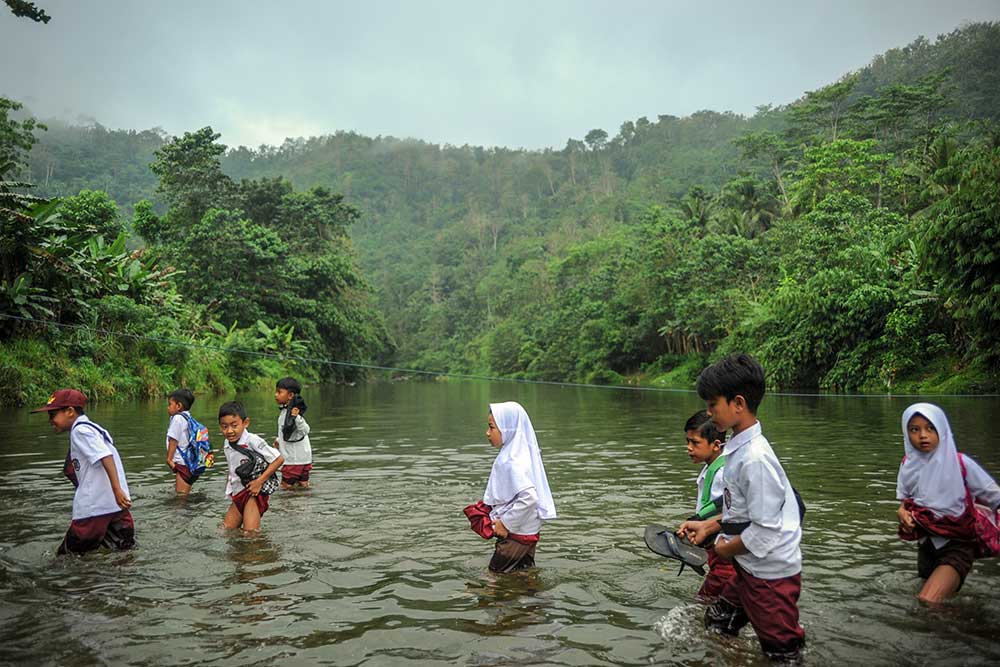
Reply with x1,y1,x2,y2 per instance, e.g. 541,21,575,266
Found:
0,336,304,408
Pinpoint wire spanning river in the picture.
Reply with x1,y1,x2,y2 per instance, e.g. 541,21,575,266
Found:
1,381,999,665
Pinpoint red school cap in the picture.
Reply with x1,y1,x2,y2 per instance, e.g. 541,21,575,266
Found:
31,388,88,412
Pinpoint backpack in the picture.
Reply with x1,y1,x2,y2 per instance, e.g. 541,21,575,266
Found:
179,413,214,476
232,443,279,495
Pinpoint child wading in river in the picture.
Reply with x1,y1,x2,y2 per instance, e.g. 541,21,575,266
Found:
33,389,135,555
165,388,199,494
220,401,283,532
896,402,1000,603
273,376,312,490
683,409,736,601
677,354,805,662
465,402,556,573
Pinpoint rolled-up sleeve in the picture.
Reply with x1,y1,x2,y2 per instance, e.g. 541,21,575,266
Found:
740,458,786,558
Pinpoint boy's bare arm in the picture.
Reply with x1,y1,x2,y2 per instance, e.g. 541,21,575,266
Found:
166,438,178,469
100,455,132,509
247,455,285,496
715,534,749,559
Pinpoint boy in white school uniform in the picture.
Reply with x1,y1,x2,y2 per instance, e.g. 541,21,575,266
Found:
33,389,135,555
165,388,199,493
272,377,312,489
678,354,805,662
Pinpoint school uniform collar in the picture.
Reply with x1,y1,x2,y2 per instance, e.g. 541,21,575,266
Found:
72,414,90,427
227,430,252,448
724,420,761,455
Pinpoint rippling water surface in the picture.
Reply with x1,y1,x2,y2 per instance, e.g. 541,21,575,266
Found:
1,381,999,666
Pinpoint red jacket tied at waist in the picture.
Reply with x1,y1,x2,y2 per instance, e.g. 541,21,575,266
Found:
464,500,494,539
899,498,976,542
463,500,541,543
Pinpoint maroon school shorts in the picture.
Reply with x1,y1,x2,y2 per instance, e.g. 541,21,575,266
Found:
698,544,738,601
58,509,136,555
281,464,312,484
718,562,805,654
231,488,270,517
174,464,200,485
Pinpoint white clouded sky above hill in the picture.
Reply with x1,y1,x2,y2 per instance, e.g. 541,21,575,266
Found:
2,1,999,149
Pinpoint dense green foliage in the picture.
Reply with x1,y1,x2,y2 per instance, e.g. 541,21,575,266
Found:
6,22,1000,399
1,112,386,406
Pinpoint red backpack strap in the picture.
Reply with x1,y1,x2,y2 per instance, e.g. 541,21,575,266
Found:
957,452,976,510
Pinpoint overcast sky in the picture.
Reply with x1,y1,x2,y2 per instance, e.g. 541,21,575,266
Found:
2,1,999,150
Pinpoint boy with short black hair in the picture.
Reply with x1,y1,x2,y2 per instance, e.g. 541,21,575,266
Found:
273,376,312,490
678,354,805,662
683,409,736,601
220,401,282,532
166,388,198,494
33,389,135,555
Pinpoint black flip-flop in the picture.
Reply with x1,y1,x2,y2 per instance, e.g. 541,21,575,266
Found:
643,524,708,576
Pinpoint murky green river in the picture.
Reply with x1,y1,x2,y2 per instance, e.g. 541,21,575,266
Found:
1,381,999,666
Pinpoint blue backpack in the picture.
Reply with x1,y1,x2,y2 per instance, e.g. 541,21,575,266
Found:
179,412,214,476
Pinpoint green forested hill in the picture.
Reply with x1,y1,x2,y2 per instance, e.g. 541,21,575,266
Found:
10,22,1000,395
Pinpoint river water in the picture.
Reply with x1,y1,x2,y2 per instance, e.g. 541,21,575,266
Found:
1,381,998,666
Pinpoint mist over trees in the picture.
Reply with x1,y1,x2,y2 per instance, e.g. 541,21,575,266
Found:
4,22,1000,401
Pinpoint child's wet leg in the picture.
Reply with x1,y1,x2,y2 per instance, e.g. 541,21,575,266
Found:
175,473,192,495
223,502,243,529
918,564,962,604
241,497,262,531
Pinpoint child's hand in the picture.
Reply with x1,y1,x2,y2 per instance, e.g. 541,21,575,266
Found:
492,519,509,538
897,504,916,531
114,488,132,510
677,519,713,545
247,477,265,496
291,407,300,417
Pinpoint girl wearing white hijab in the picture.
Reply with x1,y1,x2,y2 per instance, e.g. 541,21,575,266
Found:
483,401,557,572
896,402,1000,603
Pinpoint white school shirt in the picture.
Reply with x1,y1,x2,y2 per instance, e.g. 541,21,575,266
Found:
490,486,542,535
276,408,312,465
165,413,190,466
695,460,726,515
68,415,131,520
223,430,280,497
717,421,802,579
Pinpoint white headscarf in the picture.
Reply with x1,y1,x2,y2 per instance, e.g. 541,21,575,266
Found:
484,401,557,520
896,402,965,518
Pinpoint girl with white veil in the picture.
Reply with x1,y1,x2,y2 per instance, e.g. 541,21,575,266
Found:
896,402,1000,603
481,401,557,573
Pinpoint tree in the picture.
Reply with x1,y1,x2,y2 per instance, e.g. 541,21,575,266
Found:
4,0,50,22
1,97,46,180
584,128,608,151
787,73,858,143
920,141,1000,365
733,131,792,210
58,189,123,243
149,126,233,237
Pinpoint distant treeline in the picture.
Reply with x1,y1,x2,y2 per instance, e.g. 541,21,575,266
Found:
5,22,1000,399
